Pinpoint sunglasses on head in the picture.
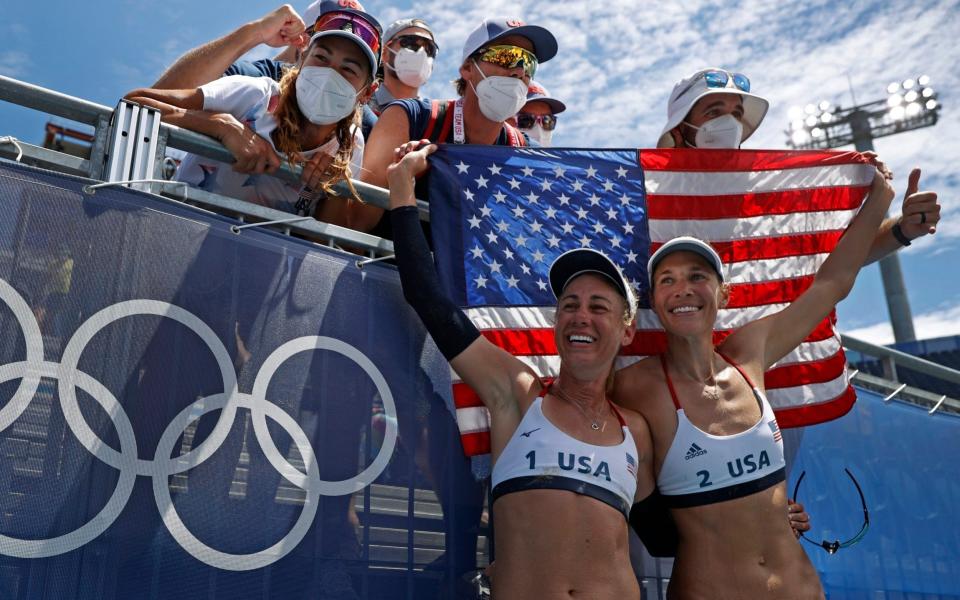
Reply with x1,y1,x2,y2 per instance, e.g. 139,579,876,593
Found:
516,112,557,131
392,34,438,58
676,70,751,102
474,45,537,79
308,11,381,56
792,468,870,554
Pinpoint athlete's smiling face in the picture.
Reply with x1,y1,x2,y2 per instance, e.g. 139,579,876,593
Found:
555,274,635,377
651,251,728,336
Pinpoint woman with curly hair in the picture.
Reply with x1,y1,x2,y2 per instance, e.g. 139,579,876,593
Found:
125,5,381,215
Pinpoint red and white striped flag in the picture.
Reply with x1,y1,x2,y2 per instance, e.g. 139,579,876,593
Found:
427,147,875,457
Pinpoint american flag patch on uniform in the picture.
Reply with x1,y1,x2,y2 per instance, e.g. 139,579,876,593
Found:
769,420,783,443
626,453,638,478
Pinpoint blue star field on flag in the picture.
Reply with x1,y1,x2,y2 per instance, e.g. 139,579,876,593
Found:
427,146,651,308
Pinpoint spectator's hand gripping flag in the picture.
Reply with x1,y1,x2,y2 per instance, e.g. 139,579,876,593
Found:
427,146,875,457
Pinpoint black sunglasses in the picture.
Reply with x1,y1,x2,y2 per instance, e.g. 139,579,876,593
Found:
792,468,870,554
393,35,438,58
516,113,557,131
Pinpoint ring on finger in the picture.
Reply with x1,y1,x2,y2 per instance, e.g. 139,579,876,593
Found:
920,212,927,224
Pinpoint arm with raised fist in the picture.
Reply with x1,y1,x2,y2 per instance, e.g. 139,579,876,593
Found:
387,141,541,425
153,4,308,89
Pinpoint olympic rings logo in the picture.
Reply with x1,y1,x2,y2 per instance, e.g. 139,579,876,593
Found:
0,278,398,571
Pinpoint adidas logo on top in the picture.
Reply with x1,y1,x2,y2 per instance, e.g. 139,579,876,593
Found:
684,443,707,460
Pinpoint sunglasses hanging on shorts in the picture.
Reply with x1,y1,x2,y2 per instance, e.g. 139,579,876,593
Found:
675,70,751,102
516,113,557,131
308,11,382,56
392,35,438,58
473,45,538,79
792,468,870,554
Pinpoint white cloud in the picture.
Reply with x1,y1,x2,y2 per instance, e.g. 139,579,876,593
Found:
0,51,30,78
365,0,960,173
359,0,960,341
842,301,960,345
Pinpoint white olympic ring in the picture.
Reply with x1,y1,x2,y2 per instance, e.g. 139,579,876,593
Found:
0,278,398,571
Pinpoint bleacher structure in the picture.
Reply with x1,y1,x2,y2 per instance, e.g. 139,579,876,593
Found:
1,74,959,600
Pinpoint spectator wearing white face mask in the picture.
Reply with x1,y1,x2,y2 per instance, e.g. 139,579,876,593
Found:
657,67,942,272
657,68,768,150
511,80,565,147
126,3,381,215
151,2,383,144
328,17,556,234
370,18,439,115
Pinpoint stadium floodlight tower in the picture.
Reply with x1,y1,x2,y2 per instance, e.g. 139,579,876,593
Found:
786,75,942,343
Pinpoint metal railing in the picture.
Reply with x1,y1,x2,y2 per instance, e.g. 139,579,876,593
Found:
3,74,960,412
0,75,429,238
842,334,960,415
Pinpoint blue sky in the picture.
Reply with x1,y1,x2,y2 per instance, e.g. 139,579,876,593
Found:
2,0,958,345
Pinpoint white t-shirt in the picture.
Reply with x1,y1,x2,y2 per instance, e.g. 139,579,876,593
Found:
176,75,364,215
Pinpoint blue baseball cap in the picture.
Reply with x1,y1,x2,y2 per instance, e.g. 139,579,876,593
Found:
550,248,637,320
461,17,558,64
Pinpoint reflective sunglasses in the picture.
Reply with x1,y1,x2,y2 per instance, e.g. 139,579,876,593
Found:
393,34,438,58
675,70,751,102
474,45,538,79
309,11,382,57
516,113,557,131
792,468,870,554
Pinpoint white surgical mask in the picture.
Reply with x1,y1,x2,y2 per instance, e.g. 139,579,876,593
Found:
469,60,529,123
388,47,434,88
295,66,360,125
522,123,553,147
683,114,744,149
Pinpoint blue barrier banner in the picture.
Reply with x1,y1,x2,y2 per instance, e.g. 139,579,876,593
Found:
785,390,960,599
0,162,488,599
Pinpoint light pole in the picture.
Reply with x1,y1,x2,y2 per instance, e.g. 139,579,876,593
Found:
786,76,941,343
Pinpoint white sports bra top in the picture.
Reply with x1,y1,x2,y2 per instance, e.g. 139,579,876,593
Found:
492,394,639,518
656,353,786,507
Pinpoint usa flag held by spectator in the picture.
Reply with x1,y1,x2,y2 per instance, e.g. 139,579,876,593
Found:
427,146,875,457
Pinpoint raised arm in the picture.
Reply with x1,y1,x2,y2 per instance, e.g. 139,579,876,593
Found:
724,163,897,369
864,168,940,263
152,4,308,89
387,141,540,416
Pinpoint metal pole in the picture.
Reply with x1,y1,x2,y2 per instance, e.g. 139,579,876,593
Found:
849,110,917,342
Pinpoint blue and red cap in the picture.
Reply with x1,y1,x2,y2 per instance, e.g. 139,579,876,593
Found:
461,17,558,64
524,81,566,113
305,0,384,75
